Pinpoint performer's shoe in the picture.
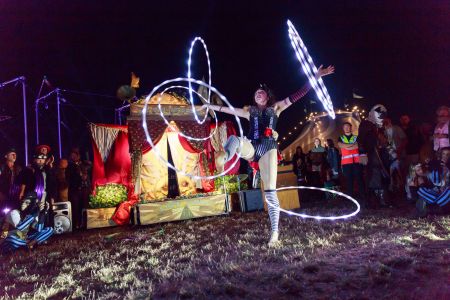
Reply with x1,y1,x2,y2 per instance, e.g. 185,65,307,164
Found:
268,231,279,247
215,151,227,173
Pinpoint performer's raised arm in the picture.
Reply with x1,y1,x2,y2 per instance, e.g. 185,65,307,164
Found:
275,65,335,114
202,104,250,120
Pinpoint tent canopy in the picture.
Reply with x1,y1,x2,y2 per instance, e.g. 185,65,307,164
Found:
281,111,361,161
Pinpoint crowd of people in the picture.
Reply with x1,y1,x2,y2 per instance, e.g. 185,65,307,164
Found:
0,145,91,251
291,105,450,216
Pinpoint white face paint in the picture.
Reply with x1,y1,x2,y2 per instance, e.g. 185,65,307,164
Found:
368,104,387,127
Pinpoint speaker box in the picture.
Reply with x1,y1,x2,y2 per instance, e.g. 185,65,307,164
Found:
53,202,72,234
238,189,264,212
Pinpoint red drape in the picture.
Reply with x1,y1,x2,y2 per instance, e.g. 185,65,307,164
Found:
91,129,132,193
178,134,214,192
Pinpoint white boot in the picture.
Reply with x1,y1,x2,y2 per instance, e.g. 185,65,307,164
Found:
268,231,279,247
215,151,227,173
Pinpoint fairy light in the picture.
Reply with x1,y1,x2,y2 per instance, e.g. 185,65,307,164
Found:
287,20,336,119
187,37,212,125
266,186,361,220
142,78,244,180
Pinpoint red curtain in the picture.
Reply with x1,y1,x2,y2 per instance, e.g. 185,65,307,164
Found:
91,128,132,193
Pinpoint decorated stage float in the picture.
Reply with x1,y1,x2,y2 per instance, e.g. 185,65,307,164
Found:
85,92,246,228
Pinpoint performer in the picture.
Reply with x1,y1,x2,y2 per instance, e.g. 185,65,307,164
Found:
1,192,53,252
203,65,334,246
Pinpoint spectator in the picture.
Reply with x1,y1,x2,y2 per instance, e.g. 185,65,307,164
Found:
338,122,365,204
400,114,421,166
325,139,340,180
308,138,327,187
0,148,22,212
56,159,69,202
384,117,407,192
433,106,450,152
66,148,83,229
418,122,434,164
414,147,450,217
292,146,307,185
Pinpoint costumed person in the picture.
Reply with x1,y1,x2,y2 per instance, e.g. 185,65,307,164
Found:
19,150,55,224
35,144,55,171
358,104,390,207
0,148,22,213
337,122,365,203
0,192,53,252
433,106,450,153
204,65,335,246
415,147,450,216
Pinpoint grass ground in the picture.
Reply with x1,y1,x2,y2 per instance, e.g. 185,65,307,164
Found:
0,198,449,299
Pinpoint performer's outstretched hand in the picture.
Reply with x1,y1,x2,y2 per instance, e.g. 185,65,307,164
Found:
316,65,335,78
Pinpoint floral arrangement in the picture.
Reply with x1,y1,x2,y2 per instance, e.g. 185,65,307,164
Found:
89,184,128,208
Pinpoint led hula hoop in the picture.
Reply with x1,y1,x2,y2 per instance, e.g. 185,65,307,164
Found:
287,20,335,119
157,85,219,141
273,186,360,220
142,78,244,180
187,37,212,125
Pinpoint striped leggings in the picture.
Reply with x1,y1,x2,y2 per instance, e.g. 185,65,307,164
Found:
265,189,280,233
2,227,53,251
417,187,450,206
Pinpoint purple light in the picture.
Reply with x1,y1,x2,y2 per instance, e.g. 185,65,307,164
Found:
2,207,11,215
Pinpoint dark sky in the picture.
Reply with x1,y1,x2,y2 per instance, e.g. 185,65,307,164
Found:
0,1,449,161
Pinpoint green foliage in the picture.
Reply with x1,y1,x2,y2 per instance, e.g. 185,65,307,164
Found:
89,184,128,208
214,175,248,193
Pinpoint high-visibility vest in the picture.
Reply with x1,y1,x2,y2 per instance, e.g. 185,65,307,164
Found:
340,135,360,165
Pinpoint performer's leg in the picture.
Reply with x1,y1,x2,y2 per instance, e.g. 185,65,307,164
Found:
3,235,27,250
259,149,279,246
436,188,450,206
216,136,254,171
417,188,438,204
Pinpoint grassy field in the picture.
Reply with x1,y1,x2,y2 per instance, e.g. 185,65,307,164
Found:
1,199,449,299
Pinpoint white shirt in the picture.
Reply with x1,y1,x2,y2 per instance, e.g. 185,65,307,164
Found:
434,121,449,151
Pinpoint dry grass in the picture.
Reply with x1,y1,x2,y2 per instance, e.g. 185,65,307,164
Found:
0,199,449,299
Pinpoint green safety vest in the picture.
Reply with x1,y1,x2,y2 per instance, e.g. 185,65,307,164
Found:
340,135,357,144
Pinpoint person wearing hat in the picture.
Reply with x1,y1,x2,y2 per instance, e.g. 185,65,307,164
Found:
18,149,56,226
0,148,22,212
35,144,55,170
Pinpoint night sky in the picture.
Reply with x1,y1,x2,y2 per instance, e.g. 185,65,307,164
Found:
0,1,449,163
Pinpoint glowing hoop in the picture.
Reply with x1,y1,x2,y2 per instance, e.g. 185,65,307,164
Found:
268,186,361,220
142,78,244,180
187,37,212,125
287,20,335,119
156,85,219,141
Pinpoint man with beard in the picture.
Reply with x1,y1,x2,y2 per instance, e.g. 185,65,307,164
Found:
0,148,22,212
358,105,390,207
